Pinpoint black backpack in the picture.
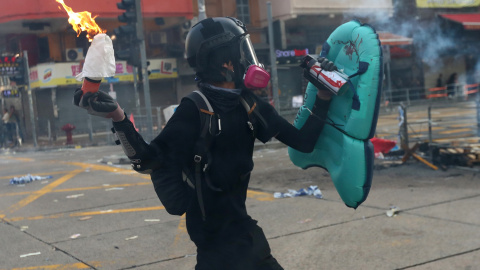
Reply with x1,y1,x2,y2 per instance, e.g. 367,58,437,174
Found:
183,90,266,220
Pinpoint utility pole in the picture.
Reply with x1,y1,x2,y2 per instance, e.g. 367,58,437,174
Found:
115,0,153,140
24,50,37,147
267,2,280,110
197,0,207,20
135,0,153,141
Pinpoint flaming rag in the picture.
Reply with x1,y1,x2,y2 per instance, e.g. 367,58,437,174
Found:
76,33,116,80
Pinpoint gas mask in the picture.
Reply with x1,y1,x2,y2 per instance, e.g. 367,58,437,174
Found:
238,35,270,89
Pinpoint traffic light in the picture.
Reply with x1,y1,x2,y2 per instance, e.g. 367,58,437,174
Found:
116,43,140,67
9,56,25,85
113,0,143,67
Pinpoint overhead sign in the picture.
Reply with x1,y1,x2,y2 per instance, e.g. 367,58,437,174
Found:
0,56,20,76
29,58,178,89
276,48,309,58
416,0,480,8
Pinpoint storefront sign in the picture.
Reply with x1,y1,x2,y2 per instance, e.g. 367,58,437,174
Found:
29,58,178,89
276,48,309,58
416,0,480,8
1,88,20,98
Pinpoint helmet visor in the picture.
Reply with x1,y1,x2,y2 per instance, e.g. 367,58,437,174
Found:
239,35,260,68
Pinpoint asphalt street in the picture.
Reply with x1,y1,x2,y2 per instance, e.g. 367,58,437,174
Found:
1,144,480,270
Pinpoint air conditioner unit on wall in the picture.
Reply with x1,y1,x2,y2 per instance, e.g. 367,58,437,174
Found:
150,31,168,46
65,48,84,62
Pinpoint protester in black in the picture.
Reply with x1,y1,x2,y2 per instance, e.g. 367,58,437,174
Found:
74,17,336,270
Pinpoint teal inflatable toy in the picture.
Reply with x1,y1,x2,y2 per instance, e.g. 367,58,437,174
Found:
288,20,383,208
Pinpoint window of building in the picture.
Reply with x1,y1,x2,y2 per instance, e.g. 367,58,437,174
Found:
236,0,251,24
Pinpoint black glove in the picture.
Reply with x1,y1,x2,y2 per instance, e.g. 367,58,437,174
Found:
317,57,338,71
73,89,125,121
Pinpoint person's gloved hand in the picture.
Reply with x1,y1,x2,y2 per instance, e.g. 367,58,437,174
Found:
315,57,338,100
317,57,338,71
73,89,125,122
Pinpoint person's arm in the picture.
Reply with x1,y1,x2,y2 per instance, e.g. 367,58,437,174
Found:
149,99,199,215
73,80,162,174
275,97,330,153
254,92,330,153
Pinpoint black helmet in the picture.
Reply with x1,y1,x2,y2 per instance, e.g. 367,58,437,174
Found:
185,17,261,84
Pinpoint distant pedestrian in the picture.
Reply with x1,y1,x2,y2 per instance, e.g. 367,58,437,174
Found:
2,108,12,142
436,73,443,88
446,73,457,97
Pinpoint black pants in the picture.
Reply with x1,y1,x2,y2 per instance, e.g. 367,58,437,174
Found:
195,225,284,270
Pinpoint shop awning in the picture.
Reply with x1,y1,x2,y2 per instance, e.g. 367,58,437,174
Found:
439,13,480,30
378,32,413,46
0,0,194,24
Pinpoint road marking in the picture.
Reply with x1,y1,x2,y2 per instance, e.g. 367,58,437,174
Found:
6,206,166,222
0,156,34,162
439,128,472,135
173,214,187,247
69,206,165,217
8,261,101,269
1,169,83,216
1,181,151,199
0,170,72,180
247,190,274,201
64,162,147,177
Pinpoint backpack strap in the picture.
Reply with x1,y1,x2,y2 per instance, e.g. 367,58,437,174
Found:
184,90,222,221
240,92,268,137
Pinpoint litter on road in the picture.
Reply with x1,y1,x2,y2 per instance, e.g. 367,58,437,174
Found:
274,185,323,199
66,194,84,199
20,252,41,258
297,218,313,224
70,234,81,239
105,187,125,191
144,219,161,222
9,174,52,185
125,236,138,240
386,206,400,217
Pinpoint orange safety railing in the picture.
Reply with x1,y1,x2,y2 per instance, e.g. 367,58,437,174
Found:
426,86,447,99
464,83,479,96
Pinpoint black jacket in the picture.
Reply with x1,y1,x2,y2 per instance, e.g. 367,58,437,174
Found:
150,86,330,248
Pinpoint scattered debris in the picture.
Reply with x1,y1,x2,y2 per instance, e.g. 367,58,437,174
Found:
100,209,113,213
125,236,138,240
70,234,81,239
274,186,323,199
297,218,313,224
20,252,41,258
105,187,124,191
78,216,92,221
66,194,84,199
386,206,400,217
100,155,131,165
9,174,52,185
20,226,28,231
144,219,161,222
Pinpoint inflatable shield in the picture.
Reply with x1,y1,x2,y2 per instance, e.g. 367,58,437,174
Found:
288,20,383,208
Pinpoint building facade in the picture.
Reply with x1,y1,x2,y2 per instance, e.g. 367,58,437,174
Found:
0,0,197,142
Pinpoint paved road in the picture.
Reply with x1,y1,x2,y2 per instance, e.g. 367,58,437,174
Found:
376,100,479,145
1,145,480,269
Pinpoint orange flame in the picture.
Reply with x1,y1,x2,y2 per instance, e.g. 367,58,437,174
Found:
56,0,106,41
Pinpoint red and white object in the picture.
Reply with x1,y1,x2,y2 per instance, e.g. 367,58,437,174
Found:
301,54,350,96
77,33,116,93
